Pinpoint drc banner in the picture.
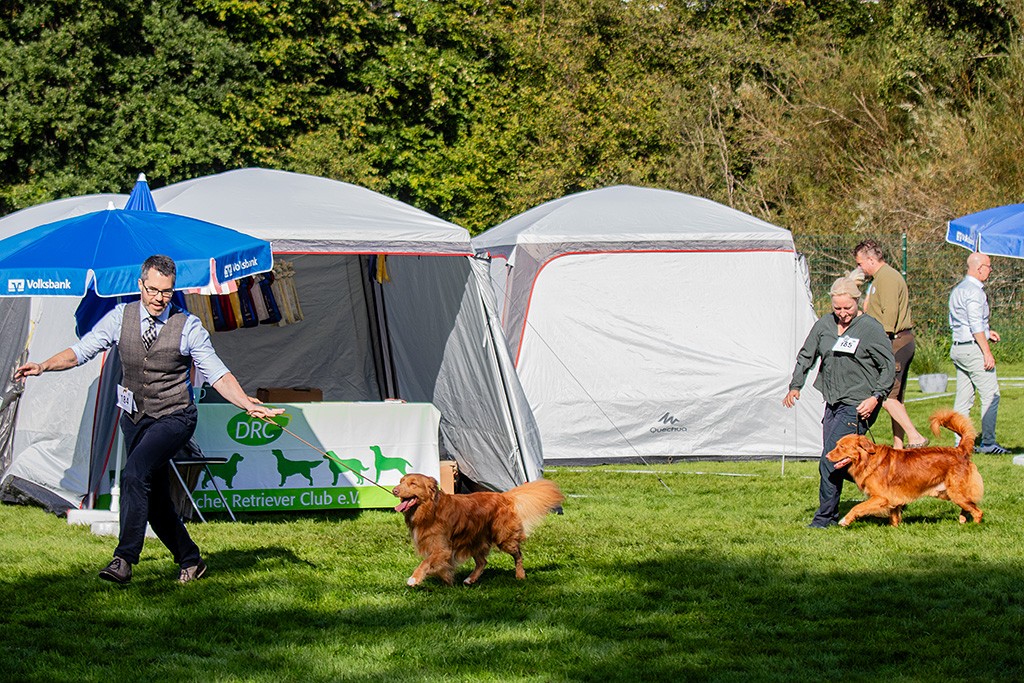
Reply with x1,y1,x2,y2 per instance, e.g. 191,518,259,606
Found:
190,402,441,513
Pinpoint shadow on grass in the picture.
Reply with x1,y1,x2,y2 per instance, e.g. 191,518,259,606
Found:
595,552,1024,680
3,543,1022,682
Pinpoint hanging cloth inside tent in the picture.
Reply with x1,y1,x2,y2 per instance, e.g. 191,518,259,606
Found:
256,272,282,324
183,293,214,331
217,294,237,330
269,261,303,325
235,277,259,328
179,263,305,332
376,254,391,284
227,291,243,329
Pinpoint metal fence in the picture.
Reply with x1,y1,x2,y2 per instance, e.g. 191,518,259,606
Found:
793,232,1024,360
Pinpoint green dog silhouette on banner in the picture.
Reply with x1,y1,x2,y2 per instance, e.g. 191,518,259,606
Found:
372,445,411,481
272,449,322,486
326,450,371,485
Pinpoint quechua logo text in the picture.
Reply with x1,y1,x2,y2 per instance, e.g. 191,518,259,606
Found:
651,412,687,434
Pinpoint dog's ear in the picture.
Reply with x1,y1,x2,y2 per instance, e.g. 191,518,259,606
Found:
428,476,440,502
858,436,876,453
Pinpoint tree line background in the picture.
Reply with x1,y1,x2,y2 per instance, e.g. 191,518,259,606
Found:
3,0,1024,351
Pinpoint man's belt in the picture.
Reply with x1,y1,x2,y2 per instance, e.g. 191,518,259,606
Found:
888,327,913,340
952,340,976,346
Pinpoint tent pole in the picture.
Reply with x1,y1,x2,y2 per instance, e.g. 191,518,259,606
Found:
375,279,399,399
469,256,531,482
482,292,528,482
785,254,802,478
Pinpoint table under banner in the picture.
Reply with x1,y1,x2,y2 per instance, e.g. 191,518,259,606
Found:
190,402,441,513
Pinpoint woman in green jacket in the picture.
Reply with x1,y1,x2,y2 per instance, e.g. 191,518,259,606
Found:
784,277,896,528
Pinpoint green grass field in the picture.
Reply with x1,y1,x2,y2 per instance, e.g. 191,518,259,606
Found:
3,367,1024,682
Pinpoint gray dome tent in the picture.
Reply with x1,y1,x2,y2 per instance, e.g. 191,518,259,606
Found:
474,185,823,464
0,169,541,512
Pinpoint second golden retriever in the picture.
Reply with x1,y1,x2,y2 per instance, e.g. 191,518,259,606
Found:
827,409,983,526
392,473,563,586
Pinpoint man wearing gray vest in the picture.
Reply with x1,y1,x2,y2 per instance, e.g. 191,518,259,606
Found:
15,255,283,584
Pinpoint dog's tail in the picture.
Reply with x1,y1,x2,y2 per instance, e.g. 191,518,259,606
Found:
506,479,564,535
929,409,977,456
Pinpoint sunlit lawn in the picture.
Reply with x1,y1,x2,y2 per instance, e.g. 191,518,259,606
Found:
2,367,1023,682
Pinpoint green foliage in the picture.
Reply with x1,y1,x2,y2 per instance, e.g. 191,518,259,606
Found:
1,0,1023,240
0,0,257,209
910,328,951,375
879,0,1012,105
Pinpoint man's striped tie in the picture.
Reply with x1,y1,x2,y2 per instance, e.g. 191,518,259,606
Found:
142,316,157,350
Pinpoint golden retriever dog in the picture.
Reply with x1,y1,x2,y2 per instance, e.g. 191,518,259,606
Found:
827,409,983,527
392,473,564,586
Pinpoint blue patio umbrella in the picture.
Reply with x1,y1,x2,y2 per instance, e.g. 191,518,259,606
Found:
946,203,1024,258
0,173,273,511
0,173,273,298
125,172,157,212
74,174,178,335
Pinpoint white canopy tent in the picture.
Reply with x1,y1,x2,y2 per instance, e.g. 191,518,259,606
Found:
473,185,824,464
0,169,542,511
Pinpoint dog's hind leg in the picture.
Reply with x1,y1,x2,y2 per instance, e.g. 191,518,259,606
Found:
950,498,982,524
497,539,525,580
888,505,904,527
947,473,983,524
463,552,489,586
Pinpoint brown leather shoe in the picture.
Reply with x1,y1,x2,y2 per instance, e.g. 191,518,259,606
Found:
178,558,207,584
98,556,132,584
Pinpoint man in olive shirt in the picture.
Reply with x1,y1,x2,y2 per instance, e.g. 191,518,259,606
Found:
854,240,929,449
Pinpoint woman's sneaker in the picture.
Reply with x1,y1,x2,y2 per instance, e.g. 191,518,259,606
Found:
178,558,207,584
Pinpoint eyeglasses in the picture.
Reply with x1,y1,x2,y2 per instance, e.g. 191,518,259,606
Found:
141,284,174,298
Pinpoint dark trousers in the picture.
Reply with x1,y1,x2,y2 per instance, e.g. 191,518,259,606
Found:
810,402,877,526
114,404,201,567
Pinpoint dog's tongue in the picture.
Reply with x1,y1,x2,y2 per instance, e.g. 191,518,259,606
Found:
395,498,416,513
834,457,852,469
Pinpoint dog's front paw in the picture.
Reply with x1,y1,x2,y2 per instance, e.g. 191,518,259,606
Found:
838,517,851,527
407,576,420,587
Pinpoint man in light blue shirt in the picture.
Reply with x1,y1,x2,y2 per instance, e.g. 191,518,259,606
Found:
71,291,230,383
948,252,1008,454
15,255,283,584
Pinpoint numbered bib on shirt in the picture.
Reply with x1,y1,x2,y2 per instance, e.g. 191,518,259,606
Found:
116,384,137,414
832,336,860,354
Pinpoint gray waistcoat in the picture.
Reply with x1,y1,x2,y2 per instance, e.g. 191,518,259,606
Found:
119,301,191,423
